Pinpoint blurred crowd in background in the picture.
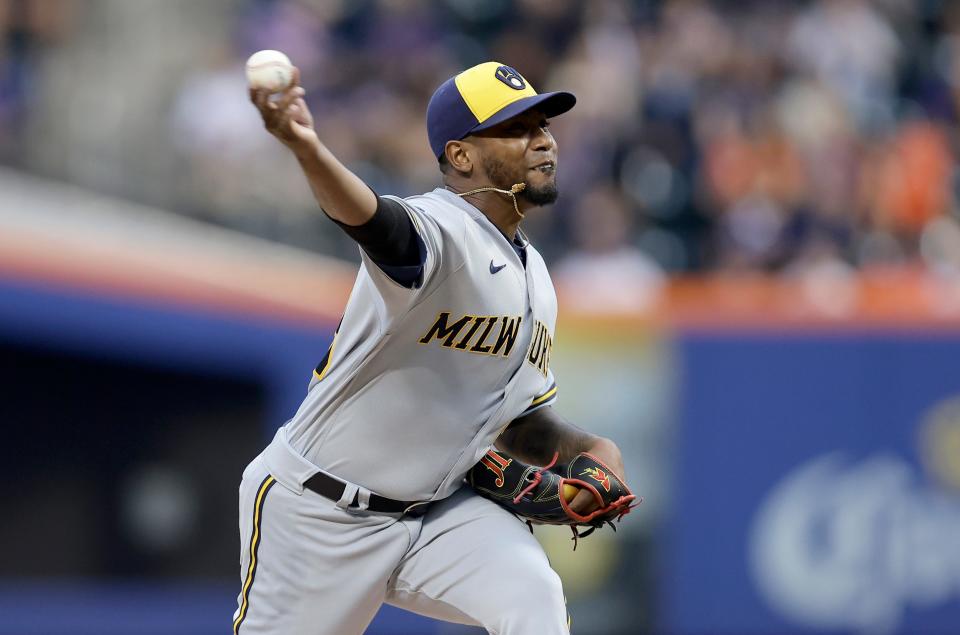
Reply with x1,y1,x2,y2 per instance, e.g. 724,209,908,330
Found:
3,0,960,284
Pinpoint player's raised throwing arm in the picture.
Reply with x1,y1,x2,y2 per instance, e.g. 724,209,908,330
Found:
249,67,377,227
250,64,424,288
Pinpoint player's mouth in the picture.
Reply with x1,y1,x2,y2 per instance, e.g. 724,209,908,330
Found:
530,161,555,174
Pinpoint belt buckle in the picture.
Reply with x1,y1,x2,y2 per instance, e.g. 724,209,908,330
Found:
403,501,430,518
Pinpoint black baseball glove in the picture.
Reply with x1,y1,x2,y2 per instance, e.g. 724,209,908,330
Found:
466,448,638,547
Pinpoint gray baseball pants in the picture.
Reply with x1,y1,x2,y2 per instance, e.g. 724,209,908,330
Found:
232,447,569,634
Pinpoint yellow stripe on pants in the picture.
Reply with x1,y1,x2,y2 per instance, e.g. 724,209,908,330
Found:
234,475,276,634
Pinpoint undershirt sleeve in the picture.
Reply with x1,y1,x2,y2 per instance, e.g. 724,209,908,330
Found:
331,194,426,289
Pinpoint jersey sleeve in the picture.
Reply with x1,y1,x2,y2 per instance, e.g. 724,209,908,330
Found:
355,194,449,317
519,370,558,417
333,195,424,288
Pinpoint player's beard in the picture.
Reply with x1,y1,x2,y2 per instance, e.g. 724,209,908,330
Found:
482,156,559,207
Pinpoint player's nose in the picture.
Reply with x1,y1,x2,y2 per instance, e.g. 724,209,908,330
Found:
531,126,556,155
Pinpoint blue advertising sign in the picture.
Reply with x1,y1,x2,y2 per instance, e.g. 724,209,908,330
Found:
663,334,960,634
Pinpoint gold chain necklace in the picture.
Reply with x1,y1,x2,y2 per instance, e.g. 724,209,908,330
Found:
455,183,527,218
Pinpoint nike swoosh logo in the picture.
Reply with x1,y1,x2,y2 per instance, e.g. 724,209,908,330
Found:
489,260,507,274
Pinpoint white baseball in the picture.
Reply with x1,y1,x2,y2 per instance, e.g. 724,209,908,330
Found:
245,50,294,93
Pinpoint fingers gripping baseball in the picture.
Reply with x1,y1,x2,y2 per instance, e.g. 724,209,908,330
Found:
250,67,317,149
568,487,599,517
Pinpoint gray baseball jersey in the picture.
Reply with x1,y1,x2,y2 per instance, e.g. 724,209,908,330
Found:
282,187,558,502
234,187,570,634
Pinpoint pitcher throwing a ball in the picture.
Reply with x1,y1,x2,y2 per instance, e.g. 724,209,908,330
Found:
236,58,636,635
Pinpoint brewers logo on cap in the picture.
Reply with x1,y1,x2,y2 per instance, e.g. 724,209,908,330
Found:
426,61,576,158
495,65,526,90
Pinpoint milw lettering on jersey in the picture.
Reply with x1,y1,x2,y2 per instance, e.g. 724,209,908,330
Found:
525,320,552,377
419,312,522,357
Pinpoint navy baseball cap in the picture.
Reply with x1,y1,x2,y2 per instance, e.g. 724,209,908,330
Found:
427,61,576,159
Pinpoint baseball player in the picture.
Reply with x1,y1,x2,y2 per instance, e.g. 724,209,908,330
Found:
236,61,629,635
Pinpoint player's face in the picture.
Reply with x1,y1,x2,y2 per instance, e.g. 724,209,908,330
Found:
471,109,559,206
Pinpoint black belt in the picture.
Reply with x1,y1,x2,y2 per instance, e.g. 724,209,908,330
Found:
303,470,431,517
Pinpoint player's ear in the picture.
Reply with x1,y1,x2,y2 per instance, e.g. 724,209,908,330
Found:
444,140,473,176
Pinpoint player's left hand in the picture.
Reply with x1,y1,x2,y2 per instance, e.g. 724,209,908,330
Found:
568,437,626,517
467,446,637,548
